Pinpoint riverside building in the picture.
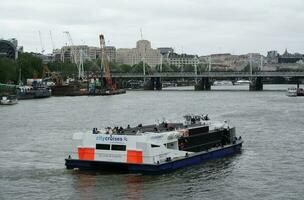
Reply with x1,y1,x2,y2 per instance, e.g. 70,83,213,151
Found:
54,45,116,63
166,53,200,70
116,40,161,68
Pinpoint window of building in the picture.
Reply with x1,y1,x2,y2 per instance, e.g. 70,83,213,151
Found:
96,144,110,150
111,144,126,151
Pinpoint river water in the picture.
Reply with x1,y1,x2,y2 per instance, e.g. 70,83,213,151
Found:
0,85,303,200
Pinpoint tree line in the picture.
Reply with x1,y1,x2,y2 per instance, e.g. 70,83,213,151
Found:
1,53,232,84
0,53,43,84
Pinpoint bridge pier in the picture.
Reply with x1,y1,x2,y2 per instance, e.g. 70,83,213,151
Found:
155,77,162,90
195,77,211,91
144,77,162,90
249,77,263,91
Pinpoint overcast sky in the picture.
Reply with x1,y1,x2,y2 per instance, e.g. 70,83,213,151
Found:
1,0,304,56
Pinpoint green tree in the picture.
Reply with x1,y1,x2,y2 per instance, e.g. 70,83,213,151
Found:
155,63,174,72
169,64,179,72
109,62,121,73
0,57,18,83
47,61,78,78
131,62,152,73
17,53,43,80
198,63,208,72
184,64,194,72
84,60,100,72
118,64,132,73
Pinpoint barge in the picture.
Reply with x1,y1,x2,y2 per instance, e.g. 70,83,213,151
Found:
65,115,243,174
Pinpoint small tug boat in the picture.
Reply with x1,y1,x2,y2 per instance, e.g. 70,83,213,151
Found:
65,115,243,174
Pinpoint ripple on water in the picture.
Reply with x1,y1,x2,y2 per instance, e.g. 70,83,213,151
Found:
1,87,304,199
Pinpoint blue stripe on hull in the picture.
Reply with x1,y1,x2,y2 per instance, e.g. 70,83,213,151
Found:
128,142,242,174
65,142,242,174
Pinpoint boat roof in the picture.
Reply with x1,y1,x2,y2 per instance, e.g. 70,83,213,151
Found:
104,123,185,135
96,121,218,136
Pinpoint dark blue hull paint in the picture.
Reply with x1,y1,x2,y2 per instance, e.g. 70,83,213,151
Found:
65,141,242,174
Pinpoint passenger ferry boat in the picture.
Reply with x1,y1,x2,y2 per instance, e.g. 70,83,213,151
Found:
65,115,243,174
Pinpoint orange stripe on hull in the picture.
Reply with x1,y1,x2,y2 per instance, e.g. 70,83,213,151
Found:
127,150,143,164
78,147,95,160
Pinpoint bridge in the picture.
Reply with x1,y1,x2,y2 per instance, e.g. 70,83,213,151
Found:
111,71,304,91
111,71,304,78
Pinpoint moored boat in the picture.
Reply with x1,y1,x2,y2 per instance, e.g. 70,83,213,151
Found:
100,88,126,96
213,80,233,86
234,79,251,85
0,95,18,105
65,115,243,174
286,87,304,97
17,85,51,99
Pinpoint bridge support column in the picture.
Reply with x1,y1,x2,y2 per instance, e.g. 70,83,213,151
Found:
144,77,162,90
195,77,211,91
144,78,154,90
249,77,263,91
155,77,162,90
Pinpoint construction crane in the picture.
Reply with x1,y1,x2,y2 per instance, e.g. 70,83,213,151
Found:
49,30,55,52
63,31,84,79
38,31,45,54
99,34,115,91
42,64,62,85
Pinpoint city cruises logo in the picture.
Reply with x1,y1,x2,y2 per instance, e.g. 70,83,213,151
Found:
96,135,128,143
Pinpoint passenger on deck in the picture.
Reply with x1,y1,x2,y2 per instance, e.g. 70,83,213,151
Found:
191,117,196,124
113,127,119,134
138,123,142,128
203,115,210,121
106,127,111,134
127,124,130,129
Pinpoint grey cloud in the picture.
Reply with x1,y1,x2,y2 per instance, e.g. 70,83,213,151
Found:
1,0,304,55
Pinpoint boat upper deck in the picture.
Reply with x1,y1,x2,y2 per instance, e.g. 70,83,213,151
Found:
92,121,221,136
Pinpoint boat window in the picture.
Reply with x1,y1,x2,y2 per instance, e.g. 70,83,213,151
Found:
96,144,110,150
111,144,126,151
151,144,160,148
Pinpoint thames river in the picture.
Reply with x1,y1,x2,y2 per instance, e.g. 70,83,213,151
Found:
0,85,303,200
